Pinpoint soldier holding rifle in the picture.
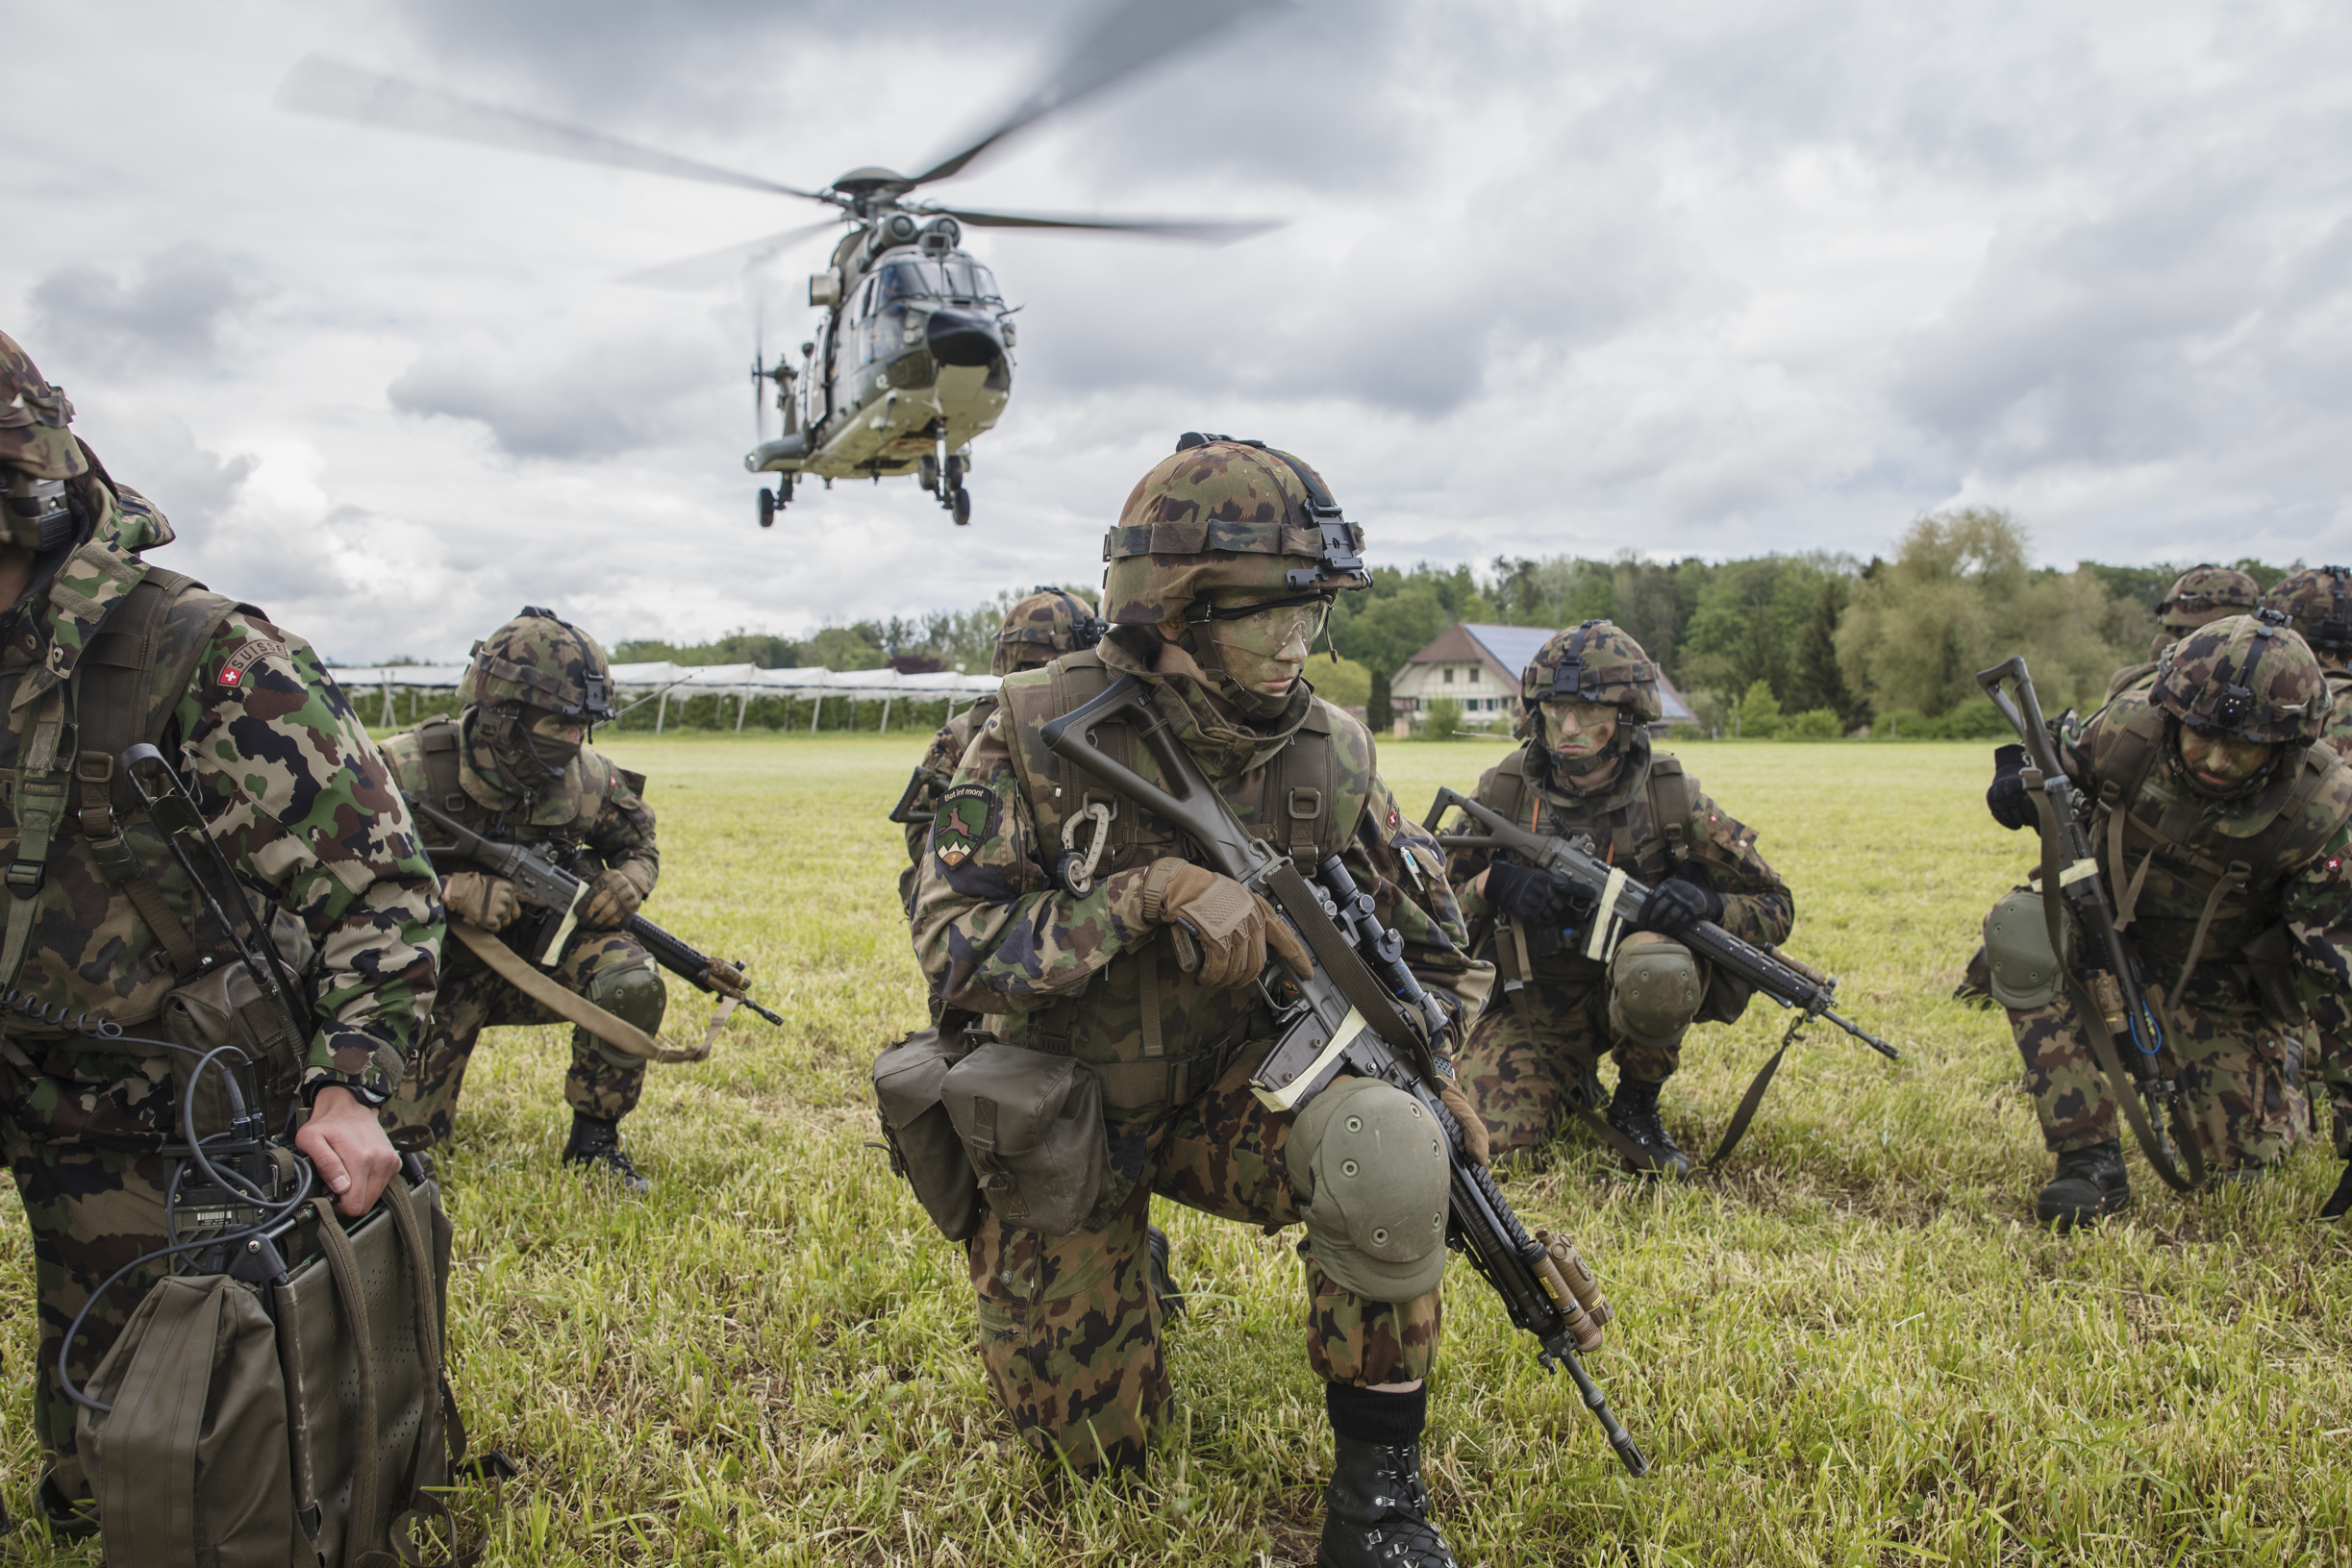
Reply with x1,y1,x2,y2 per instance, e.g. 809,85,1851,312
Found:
910,436,1511,1567
1980,616,2352,1227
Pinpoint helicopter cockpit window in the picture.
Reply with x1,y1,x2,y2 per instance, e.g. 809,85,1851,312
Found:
944,260,1002,302
879,261,939,303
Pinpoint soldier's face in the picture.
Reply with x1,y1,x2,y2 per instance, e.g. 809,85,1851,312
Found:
1543,698,1618,759
2177,726,2275,790
1200,590,1321,698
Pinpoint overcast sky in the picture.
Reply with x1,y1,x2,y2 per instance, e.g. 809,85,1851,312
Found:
8,0,2349,661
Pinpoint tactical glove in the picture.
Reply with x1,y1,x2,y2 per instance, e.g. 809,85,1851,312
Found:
1435,1071,1490,1167
1483,860,1576,927
1986,742,2036,831
583,862,652,928
443,871,520,933
1639,863,1724,939
1142,859,1314,990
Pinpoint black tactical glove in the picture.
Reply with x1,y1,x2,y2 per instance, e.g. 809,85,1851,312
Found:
1639,862,1724,938
1986,742,2036,832
1483,860,1576,927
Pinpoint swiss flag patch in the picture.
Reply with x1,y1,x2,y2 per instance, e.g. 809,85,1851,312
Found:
1389,805,1401,830
218,667,241,687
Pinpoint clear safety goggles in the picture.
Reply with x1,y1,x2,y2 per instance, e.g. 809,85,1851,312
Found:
1189,594,1332,658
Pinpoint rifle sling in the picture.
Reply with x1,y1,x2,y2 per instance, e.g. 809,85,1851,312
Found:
446,920,716,1064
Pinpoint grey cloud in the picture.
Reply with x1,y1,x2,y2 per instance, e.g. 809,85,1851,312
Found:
71,406,257,530
29,245,263,369
388,328,724,460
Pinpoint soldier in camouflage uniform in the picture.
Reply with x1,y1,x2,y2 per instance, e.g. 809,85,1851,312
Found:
0,330,437,1535
895,586,1104,914
1442,623,1794,1177
377,610,664,1190
912,436,1492,1568
2107,563,2262,699
2261,567,2352,1217
1982,614,2352,1227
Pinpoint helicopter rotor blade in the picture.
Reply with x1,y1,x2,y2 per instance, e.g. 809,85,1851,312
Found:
276,55,836,204
617,220,844,290
903,0,1285,189
754,299,768,443
935,206,1281,243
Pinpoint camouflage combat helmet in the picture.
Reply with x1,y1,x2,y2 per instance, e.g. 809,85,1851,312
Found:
0,329,88,553
2151,613,2330,745
1099,433,1370,626
1520,620,1665,726
2262,566,2352,658
2156,564,2261,635
460,607,618,722
993,585,1106,676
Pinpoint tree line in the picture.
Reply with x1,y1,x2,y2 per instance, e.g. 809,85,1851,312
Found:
623,510,2304,738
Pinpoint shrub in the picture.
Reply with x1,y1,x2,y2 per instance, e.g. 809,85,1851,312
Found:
1667,722,1710,742
1781,708,1842,740
1735,679,1783,738
1425,696,1464,741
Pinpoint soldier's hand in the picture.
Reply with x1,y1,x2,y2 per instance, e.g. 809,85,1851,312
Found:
1143,859,1313,990
1482,860,1576,926
1639,864,1724,938
1435,1072,1490,1166
296,1087,404,1217
1986,742,2036,832
583,866,645,929
443,871,520,932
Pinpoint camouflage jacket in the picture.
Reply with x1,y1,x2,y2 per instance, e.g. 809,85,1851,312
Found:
2317,669,2352,768
379,712,657,898
1445,734,1794,986
912,635,1488,1107
2064,688,2352,1031
0,466,438,1121
901,697,996,868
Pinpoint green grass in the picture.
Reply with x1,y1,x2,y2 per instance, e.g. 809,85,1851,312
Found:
5,734,2347,1564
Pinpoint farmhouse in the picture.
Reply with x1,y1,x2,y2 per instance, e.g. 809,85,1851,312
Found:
1390,622,1696,732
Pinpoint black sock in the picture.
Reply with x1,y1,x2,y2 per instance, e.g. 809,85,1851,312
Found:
1325,1381,1427,1448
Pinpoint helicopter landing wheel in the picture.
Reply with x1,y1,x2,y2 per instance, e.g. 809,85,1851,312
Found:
946,453,966,488
757,485,777,528
919,454,940,494
952,486,971,526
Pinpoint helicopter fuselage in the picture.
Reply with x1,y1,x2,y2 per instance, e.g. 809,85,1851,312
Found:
746,227,1013,489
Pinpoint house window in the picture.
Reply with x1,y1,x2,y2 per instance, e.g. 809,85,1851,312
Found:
1442,667,1455,684
1467,666,1481,684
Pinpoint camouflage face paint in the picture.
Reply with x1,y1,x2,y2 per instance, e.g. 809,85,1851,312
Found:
2179,727,2276,789
1542,699,1619,760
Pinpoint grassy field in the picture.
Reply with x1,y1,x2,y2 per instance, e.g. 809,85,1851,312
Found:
5,734,2347,1565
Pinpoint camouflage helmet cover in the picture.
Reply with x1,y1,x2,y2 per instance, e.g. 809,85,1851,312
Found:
993,585,1106,676
2157,563,2260,634
1519,620,1664,726
0,330,87,482
2151,613,2330,745
460,607,618,721
2261,565,2352,656
1099,435,1370,626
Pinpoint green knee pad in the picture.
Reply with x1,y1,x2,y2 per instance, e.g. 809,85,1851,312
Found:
1983,890,2067,1010
1607,933,1702,1051
580,954,667,1070
1290,1077,1450,1304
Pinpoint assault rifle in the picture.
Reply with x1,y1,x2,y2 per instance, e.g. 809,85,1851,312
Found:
1976,657,2204,1190
1040,677,1648,1477
405,795,784,1027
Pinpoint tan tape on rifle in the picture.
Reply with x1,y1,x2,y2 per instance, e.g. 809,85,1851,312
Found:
447,919,726,1063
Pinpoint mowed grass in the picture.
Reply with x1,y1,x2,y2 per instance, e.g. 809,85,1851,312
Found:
4,734,2348,1565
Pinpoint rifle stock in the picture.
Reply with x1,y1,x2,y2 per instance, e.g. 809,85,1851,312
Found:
1039,676,1649,1477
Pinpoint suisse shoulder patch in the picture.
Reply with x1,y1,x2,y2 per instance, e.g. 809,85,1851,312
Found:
933,784,993,868
216,637,288,689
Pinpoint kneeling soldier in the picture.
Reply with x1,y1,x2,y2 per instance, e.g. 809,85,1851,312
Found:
0,331,434,1536
1443,622,1794,1175
1982,614,2352,1226
913,436,1490,1566
378,610,665,1189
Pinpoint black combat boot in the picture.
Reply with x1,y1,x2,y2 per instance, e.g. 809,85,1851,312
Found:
2321,1162,2352,1222
1146,1224,1186,1325
1318,1384,1455,1568
562,1113,651,1194
1605,1075,1690,1177
2035,1138,2132,1230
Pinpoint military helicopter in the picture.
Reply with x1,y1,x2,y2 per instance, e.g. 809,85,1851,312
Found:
276,0,1280,529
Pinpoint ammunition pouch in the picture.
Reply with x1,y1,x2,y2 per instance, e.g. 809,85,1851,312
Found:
871,1028,984,1242
161,959,318,1136
1983,890,2067,1010
939,1039,1111,1236
78,1166,489,1567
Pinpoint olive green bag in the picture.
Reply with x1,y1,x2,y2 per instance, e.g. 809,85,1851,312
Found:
77,1169,488,1567
939,1039,1112,1237
872,1028,985,1241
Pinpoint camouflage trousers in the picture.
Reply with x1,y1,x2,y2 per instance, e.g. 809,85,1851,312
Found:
2006,967,2310,1170
967,1054,1441,1476
383,926,663,1144
1457,980,1686,1159
2316,1024,2352,1160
